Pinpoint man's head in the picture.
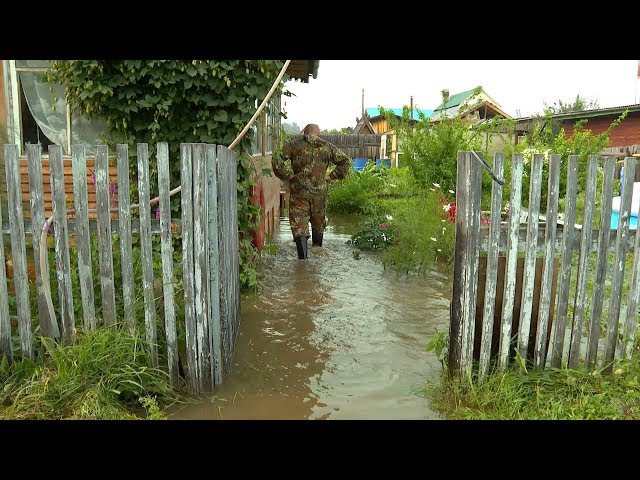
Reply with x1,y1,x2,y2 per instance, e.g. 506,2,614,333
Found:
302,124,321,137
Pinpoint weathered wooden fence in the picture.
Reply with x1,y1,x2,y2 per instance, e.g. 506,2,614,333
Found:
450,151,640,379
0,142,240,394
320,134,382,160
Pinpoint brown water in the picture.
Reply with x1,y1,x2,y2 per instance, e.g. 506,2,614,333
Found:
168,214,452,420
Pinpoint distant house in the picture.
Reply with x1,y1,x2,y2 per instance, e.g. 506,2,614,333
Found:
430,86,511,123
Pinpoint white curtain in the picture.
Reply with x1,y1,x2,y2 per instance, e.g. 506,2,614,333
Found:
16,60,109,155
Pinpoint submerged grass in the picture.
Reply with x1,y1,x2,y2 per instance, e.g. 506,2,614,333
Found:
0,324,182,420
423,358,640,420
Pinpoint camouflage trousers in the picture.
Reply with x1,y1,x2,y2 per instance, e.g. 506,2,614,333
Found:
288,191,327,239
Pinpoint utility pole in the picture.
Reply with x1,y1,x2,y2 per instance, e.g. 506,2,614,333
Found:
410,96,414,120
362,88,365,117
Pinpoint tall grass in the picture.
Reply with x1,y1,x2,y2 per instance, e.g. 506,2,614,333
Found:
423,358,640,419
0,325,181,419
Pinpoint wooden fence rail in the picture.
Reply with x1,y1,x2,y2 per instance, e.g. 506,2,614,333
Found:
0,142,240,394
450,151,640,378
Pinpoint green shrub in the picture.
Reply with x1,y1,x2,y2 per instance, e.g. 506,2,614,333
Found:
351,215,399,251
327,163,385,215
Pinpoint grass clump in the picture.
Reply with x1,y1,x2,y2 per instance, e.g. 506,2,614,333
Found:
0,325,181,420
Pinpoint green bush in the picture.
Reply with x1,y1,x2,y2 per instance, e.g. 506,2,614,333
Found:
327,163,385,215
351,215,399,251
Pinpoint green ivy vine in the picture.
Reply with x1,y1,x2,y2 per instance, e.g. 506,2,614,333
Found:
45,60,286,290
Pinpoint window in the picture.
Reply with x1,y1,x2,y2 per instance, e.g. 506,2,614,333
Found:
4,60,107,155
251,94,281,156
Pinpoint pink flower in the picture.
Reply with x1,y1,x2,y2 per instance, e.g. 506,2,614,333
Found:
380,223,388,229
155,208,161,220
89,171,96,185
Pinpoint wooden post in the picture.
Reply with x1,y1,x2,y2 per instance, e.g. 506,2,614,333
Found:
479,153,504,379
498,154,523,370
586,156,615,368
136,143,158,367
71,145,96,331
550,155,579,368
0,149,13,359
49,145,75,344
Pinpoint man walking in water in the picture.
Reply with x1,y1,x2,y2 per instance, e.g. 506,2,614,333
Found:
272,123,351,259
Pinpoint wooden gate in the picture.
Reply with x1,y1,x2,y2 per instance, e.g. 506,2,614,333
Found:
0,142,240,394
449,151,640,379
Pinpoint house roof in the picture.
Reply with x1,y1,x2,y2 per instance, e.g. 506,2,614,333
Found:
433,88,479,111
516,103,640,122
285,60,320,83
366,107,434,120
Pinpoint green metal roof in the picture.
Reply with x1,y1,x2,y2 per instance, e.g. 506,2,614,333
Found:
433,88,478,111
366,107,433,119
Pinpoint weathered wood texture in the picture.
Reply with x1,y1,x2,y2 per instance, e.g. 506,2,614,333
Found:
450,151,640,376
117,144,135,333
49,145,75,344
319,134,382,160
217,146,241,377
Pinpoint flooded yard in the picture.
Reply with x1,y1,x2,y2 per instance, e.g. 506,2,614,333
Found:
169,214,451,420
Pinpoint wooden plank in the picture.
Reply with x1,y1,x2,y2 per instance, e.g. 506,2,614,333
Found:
49,145,75,344
95,145,116,327
2,218,179,236
604,157,637,369
192,143,212,392
622,188,640,359
517,153,544,362
498,154,523,370
534,154,561,368
181,143,199,392
136,143,158,367
567,156,598,368
218,146,241,376
5,144,33,356
449,151,469,375
117,144,135,333
479,153,504,379
157,142,179,387
586,156,615,368
26,144,56,339
207,144,223,385
71,145,96,331
0,147,14,359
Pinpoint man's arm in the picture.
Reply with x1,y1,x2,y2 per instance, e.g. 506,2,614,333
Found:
328,146,351,181
272,143,295,181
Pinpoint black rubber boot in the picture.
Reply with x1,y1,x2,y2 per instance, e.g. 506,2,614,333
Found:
311,228,323,247
294,236,308,260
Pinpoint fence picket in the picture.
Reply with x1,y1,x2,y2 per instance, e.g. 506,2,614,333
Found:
479,153,504,379
604,157,637,369
49,145,75,344
157,142,179,386
71,145,96,331
26,144,55,338
117,144,135,333
136,143,158,367
498,154,523,370
181,143,199,392
517,153,544,361
586,156,615,368
0,148,13,358
534,153,561,368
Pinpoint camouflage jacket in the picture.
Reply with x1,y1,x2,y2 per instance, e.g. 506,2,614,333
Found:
272,135,351,195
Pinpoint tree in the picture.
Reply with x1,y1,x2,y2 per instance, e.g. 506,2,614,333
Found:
543,94,600,115
282,122,301,134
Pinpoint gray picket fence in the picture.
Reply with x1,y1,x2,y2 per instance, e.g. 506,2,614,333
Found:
450,151,640,379
0,142,240,394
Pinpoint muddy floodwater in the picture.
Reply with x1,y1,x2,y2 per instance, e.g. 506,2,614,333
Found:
169,214,452,420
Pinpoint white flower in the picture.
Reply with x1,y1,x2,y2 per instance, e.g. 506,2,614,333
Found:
432,183,441,188
385,215,393,220
430,237,437,242
443,203,452,212
430,188,436,192
442,227,446,235
448,189,455,194
437,249,442,252
441,219,446,223
382,235,387,241
389,183,397,188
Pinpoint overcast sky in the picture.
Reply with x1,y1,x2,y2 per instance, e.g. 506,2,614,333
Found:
282,60,639,131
